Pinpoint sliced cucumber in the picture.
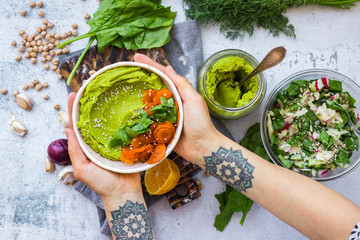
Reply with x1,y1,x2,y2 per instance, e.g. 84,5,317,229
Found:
278,155,293,169
307,159,324,167
289,154,303,161
294,161,305,169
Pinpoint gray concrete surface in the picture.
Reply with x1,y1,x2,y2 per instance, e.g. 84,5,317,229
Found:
0,0,359,239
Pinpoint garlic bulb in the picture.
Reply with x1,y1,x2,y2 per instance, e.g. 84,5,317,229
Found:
15,93,32,111
57,110,69,128
58,165,77,185
10,112,27,137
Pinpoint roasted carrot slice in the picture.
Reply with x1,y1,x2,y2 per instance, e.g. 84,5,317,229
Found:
120,146,134,164
142,89,156,104
131,134,150,149
153,89,172,105
175,101,180,127
128,144,154,162
143,102,156,116
138,144,155,162
147,143,167,165
154,121,175,144
145,122,158,143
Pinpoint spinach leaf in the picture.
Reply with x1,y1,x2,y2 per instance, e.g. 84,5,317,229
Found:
326,100,345,111
336,111,349,131
150,97,178,124
293,80,308,89
335,148,350,164
326,137,334,151
302,137,314,152
272,116,285,131
272,107,282,118
329,79,342,92
348,110,357,124
344,133,359,151
346,92,356,108
283,82,301,97
58,0,176,85
109,110,153,148
319,130,329,146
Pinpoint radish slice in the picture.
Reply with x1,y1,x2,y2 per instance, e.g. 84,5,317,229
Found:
357,113,360,123
331,93,339,101
312,132,320,140
321,77,329,88
320,169,328,175
315,79,324,91
314,149,319,153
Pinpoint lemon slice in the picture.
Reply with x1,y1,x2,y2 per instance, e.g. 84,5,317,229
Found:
145,158,180,195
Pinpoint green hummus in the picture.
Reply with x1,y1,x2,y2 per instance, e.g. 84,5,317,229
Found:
206,56,258,108
78,66,166,160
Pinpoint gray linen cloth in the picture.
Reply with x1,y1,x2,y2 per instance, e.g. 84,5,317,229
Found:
73,20,234,236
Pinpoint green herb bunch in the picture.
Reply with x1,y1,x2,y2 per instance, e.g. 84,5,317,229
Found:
184,0,360,40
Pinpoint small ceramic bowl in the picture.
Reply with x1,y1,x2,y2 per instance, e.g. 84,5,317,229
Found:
72,62,184,173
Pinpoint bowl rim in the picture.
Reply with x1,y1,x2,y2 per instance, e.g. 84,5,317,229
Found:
72,61,184,173
260,69,360,181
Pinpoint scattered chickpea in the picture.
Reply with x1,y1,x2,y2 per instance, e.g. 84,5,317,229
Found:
38,10,44,18
13,89,19,96
37,40,42,46
31,32,37,38
71,23,78,29
30,41,36,47
40,25,47,31
19,30,25,36
48,43,54,50
54,34,61,40
49,38,55,44
23,34,29,41
33,46,39,52
46,55,52,62
20,10,27,16
44,63,50,70
50,32,55,38
33,79,39,85
42,82,48,88
35,84,42,91
72,30,78,36
55,49,62,55
55,69,61,74
45,34,50,40
41,31,46,38
11,40,16,47
21,40,26,46
31,58,37,64
61,33,67,39
36,27,41,34
84,13,91,20
42,19,48,25
28,81,35,88
49,50,55,56
29,1,36,8
47,22,54,29
42,51,48,57
25,53,31,59
54,40,60,46
41,56,46,63
38,46,43,52
25,42,31,48
22,84,28,90
43,94,49,100
0,88,8,95
67,31,72,37
15,54,22,61
28,47,34,53
37,1,43,8
64,38,69,42
52,60,59,66
35,35,41,41
28,36,33,42
18,46,25,53
54,104,60,111
57,74,63,80
62,47,69,54
51,66,57,71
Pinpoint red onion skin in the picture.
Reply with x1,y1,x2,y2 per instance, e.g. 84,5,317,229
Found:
47,139,72,165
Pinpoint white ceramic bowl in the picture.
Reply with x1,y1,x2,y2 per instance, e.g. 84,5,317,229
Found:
72,62,184,173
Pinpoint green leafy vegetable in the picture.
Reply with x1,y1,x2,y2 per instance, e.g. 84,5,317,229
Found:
272,116,285,131
150,97,178,124
109,110,153,148
278,155,293,168
326,100,345,111
328,80,342,92
335,148,350,164
283,82,301,97
214,123,271,232
184,0,360,40
58,0,176,85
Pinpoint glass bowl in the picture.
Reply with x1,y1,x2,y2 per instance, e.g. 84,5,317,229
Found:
198,49,266,119
260,69,360,181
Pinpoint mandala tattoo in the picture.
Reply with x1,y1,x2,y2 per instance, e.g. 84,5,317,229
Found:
204,147,255,192
110,200,153,240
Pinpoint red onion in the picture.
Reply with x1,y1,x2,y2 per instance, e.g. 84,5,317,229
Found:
47,139,71,165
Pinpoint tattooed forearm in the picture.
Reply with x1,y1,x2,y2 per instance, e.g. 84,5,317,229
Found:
110,200,154,240
204,147,255,192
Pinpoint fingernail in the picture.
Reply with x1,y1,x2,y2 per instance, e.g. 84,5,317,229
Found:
167,66,177,77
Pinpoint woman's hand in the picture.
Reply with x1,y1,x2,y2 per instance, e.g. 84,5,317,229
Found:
65,92,142,200
134,54,220,166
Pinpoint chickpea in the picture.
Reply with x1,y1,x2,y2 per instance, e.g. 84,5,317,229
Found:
56,69,61,74
15,54,22,61
84,13,91,20
67,31,72,37
22,34,29,41
22,84,28,90
61,33,67,39
26,42,31,48
38,10,44,18
62,47,69,54
28,47,34,53
43,46,49,52
18,46,25,53
54,104,60,110
20,10,27,16
71,23,78,29
42,19,48,25
29,1,36,8
42,52,48,57
25,53,31,59
51,66,58,71
41,56,46,63
55,34,61,40
33,46,39,52
31,58,37,64
48,43,54,50
19,30,25,36
45,34,50,40
35,84,42,91
37,40,42,46
33,79,39,85
41,31,46,38
47,22,54,29
40,25,47,31
49,50,55,56
30,41,36,47
11,40,16,47
28,81,35,88
42,82,48,88
0,88,8,95
46,55,52,62
52,59,59,66
28,36,33,42
72,30,78,36
49,38,55,44
42,40,48,46
43,94,49,100
35,35,41,41
50,32,55,38
44,64,49,70
13,90,19,96
31,32,37,38
21,40,26,46
30,52,37,58
38,46,43,52
55,49,62,55
37,1,44,8
54,40,60,46
36,27,41,34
